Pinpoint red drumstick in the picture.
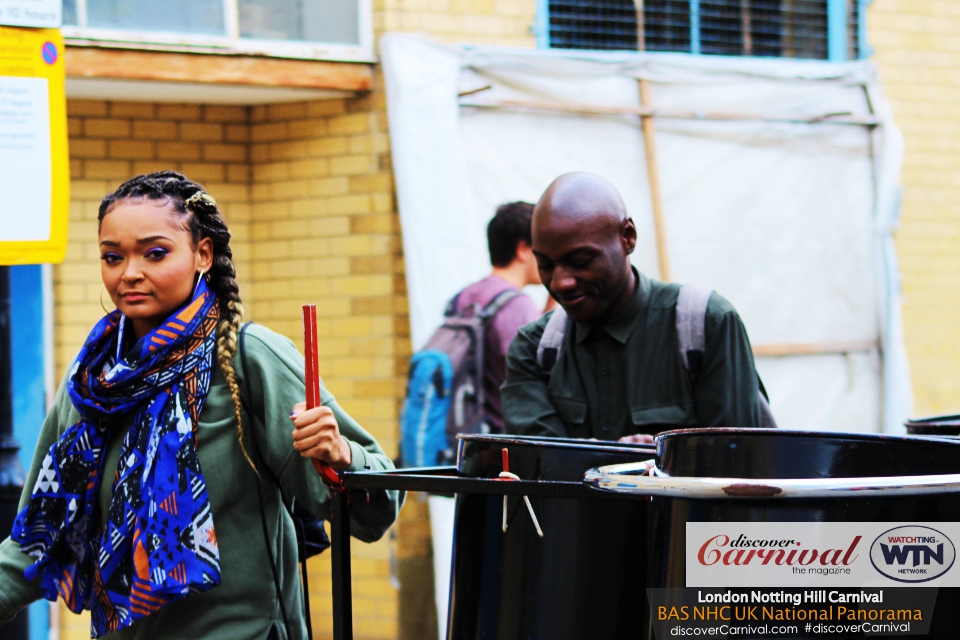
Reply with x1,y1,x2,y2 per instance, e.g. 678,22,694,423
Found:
303,305,343,487
304,305,320,408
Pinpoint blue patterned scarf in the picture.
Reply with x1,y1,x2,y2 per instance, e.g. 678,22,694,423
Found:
12,279,222,637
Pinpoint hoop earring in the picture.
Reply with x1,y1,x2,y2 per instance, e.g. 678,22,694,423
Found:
100,285,114,315
193,268,206,296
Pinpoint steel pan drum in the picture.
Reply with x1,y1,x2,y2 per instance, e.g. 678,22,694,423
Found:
905,414,960,437
448,434,655,640
586,429,960,639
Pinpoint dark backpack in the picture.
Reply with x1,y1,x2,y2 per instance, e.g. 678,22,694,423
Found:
400,288,520,467
536,283,776,428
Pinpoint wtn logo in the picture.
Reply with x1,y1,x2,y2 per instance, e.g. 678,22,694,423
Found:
870,526,956,583
879,542,944,567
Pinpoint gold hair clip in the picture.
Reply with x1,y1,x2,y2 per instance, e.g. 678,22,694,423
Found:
185,192,217,209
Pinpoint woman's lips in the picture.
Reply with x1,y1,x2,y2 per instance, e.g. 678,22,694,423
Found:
121,292,149,302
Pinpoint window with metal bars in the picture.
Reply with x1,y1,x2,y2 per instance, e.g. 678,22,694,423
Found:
547,0,862,60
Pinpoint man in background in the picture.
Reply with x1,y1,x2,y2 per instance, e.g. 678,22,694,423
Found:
452,201,546,432
430,201,546,638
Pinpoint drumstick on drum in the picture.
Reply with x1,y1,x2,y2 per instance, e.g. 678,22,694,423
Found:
499,448,544,537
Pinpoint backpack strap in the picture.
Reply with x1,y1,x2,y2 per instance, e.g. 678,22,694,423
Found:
444,287,518,321
675,286,778,428
676,283,713,379
537,306,569,373
536,285,715,377
443,291,462,318
478,288,521,322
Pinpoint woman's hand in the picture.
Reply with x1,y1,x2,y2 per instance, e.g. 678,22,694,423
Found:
290,401,353,471
618,433,655,445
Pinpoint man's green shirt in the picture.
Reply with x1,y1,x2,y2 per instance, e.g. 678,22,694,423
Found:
503,272,764,439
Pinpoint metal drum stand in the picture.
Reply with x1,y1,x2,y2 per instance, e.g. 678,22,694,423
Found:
330,435,655,640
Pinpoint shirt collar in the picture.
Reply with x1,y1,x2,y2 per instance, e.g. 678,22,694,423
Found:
575,268,649,345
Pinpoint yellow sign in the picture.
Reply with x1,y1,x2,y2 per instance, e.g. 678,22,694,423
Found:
0,25,68,265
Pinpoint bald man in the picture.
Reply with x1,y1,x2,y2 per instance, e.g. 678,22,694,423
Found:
501,172,768,440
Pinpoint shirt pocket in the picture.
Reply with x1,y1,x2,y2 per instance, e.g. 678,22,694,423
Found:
630,401,696,429
552,395,588,426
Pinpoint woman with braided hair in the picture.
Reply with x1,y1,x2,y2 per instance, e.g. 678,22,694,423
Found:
0,171,401,639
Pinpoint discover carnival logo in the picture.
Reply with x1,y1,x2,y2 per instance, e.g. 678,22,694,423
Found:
869,526,956,583
685,522,960,588
696,534,862,569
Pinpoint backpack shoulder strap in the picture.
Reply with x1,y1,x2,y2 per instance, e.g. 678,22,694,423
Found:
479,288,522,322
237,323,268,472
676,283,714,375
537,306,569,373
674,286,777,427
443,291,462,318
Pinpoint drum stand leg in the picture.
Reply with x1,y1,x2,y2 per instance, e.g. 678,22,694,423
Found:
332,490,353,640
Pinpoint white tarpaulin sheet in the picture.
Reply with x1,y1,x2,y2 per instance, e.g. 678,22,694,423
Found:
382,33,910,434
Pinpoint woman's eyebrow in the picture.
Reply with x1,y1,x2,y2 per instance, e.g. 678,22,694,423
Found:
99,235,172,247
137,235,173,244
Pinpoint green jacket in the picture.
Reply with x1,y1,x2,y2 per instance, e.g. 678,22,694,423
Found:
502,272,763,439
0,323,402,640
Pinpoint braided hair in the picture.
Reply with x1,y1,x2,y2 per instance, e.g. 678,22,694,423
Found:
98,171,256,472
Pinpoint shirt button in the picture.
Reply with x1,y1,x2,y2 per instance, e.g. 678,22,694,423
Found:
601,369,609,376
601,424,609,432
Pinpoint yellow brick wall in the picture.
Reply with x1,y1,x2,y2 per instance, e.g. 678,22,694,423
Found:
868,1,960,415
364,0,539,630
247,80,406,639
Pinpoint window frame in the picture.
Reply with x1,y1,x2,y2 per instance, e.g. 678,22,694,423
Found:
536,0,869,61
62,0,375,63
